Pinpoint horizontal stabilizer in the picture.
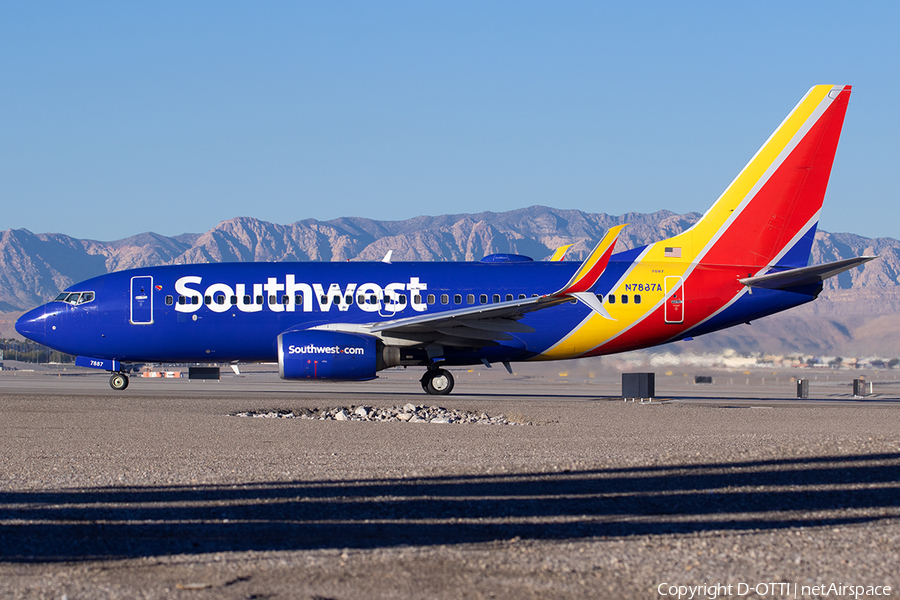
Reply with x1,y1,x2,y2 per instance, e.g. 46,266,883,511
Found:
739,256,877,290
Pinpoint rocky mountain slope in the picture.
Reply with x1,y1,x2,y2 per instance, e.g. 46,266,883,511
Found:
0,207,701,310
2,206,896,310
2,206,897,356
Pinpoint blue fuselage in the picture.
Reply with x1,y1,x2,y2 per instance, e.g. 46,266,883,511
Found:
15,254,817,367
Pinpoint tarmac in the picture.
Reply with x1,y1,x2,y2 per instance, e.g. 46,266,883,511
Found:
0,363,898,599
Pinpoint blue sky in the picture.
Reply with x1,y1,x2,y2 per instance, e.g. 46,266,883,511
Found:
2,2,898,241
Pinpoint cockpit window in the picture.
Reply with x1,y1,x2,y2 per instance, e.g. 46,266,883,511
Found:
54,291,95,306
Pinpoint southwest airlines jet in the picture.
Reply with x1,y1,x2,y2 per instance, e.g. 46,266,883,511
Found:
16,85,873,395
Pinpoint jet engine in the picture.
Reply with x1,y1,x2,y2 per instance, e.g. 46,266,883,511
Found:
277,329,399,381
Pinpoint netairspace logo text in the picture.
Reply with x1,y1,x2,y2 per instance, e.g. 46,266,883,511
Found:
657,581,892,599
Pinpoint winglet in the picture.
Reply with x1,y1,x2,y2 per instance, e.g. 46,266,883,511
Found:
554,224,626,295
382,250,393,264
549,244,573,262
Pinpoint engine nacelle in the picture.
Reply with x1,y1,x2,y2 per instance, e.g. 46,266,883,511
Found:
278,330,397,381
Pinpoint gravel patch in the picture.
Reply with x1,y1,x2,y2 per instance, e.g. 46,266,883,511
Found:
228,403,529,425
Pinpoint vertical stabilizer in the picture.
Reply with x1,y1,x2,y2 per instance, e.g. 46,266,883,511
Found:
662,85,851,269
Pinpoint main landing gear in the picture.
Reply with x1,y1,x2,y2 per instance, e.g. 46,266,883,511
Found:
421,368,454,395
109,372,129,391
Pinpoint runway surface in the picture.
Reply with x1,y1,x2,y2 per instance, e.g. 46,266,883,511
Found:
1,367,898,599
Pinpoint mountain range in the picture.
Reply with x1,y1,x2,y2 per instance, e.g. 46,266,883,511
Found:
2,206,898,356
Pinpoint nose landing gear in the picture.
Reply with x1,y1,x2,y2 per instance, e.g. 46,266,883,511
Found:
109,372,129,391
420,368,454,395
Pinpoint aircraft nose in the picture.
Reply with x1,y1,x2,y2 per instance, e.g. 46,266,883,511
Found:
15,306,52,344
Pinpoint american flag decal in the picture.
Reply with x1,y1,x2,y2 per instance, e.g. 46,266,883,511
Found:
664,247,681,258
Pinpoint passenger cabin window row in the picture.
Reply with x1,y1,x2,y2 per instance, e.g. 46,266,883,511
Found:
161,291,562,309
602,294,641,305
165,293,418,308
425,293,537,306
168,294,306,306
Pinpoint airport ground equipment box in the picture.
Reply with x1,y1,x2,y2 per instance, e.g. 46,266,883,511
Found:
622,372,655,400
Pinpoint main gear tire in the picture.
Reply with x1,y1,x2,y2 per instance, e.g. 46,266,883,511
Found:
421,369,454,395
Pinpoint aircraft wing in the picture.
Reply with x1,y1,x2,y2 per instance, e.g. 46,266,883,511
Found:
308,287,581,348
367,294,568,346
739,256,877,290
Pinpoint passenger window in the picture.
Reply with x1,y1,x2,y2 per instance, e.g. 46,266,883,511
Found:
204,296,212,305
192,296,199,305
467,294,475,304
454,294,462,304
634,294,641,304
414,294,422,304
608,295,616,304
269,295,277,305
165,295,174,306
480,294,488,304
216,295,225,305
358,294,365,305
332,295,341,305
440,294,449,305
505,294,513,301
427,294,435,305
596,294,604,302
531,294,538,298
178,296,186,305
369,294,377,304
320,295,327,304
518,294,526,300
345,295,352,305
492,294,501,303
231,296,238,305
283,295,290,305
621,295,628,304
243,295,251,305
256,295,264,305
399,295,407,305
295,295,303,305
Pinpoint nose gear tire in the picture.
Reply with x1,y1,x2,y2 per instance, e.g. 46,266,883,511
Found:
109,373,129,391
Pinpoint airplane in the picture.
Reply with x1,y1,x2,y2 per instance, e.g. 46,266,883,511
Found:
16,84,875,395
